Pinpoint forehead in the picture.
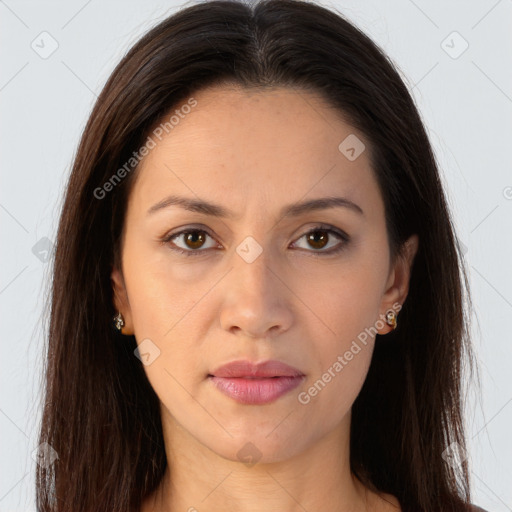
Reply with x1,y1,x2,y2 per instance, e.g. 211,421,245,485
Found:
129,84,381,220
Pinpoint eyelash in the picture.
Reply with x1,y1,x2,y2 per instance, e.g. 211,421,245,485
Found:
160,224,350,258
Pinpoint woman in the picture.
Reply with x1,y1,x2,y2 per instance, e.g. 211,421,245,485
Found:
35,1,487,511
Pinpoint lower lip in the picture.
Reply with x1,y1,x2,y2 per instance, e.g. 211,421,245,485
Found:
209,375,304,405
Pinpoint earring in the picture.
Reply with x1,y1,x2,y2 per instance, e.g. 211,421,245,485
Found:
385,310,397,330
113,311,125,331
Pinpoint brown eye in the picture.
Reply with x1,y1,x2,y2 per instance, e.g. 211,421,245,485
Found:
166,229,218,256
183,231,207,250
164,225,349,258
306,230,329,250
292,226,349,256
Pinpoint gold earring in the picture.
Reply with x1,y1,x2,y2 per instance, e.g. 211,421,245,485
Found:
385,310,397,330
113,311,125,331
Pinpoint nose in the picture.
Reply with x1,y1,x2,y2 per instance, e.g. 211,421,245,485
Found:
219,243,294,340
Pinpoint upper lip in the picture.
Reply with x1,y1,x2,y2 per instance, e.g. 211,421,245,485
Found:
209,359,304,378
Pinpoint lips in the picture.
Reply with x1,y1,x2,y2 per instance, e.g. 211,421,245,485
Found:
209,359,304,378
208,359,305,405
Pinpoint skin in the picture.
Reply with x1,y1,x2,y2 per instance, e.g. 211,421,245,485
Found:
111,84,418,512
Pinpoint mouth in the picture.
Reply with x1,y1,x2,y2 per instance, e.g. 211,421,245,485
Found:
207,374,305,405
207,359,305,405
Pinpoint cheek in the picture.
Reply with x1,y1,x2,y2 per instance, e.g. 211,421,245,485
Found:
297,261,385,346
121,245,213,394
292,258,383,416
123,238,213,336
298,317,375,432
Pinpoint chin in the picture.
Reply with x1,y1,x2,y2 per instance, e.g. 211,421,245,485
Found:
201,428,312,466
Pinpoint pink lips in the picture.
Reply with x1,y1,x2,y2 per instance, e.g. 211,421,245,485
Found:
208,360,305,405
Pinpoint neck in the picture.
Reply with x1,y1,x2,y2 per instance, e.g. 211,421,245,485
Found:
143,408,380,512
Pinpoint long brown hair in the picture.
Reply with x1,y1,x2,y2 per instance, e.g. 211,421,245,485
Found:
36,1,477,510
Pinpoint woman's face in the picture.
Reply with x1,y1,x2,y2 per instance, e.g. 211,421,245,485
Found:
112,84,417,464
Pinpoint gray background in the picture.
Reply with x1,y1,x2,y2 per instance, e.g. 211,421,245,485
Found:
1,0,511,510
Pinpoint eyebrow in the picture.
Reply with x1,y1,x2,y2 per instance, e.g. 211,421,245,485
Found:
147,194,364,219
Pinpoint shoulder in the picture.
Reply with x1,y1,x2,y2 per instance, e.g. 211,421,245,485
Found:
468,505,488,512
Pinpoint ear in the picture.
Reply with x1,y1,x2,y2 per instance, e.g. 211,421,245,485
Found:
378,234,419,334
111,265,134,335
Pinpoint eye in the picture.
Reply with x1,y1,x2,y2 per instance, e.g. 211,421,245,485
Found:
162,228,218,256
161,224,350,257
291,225,349,256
